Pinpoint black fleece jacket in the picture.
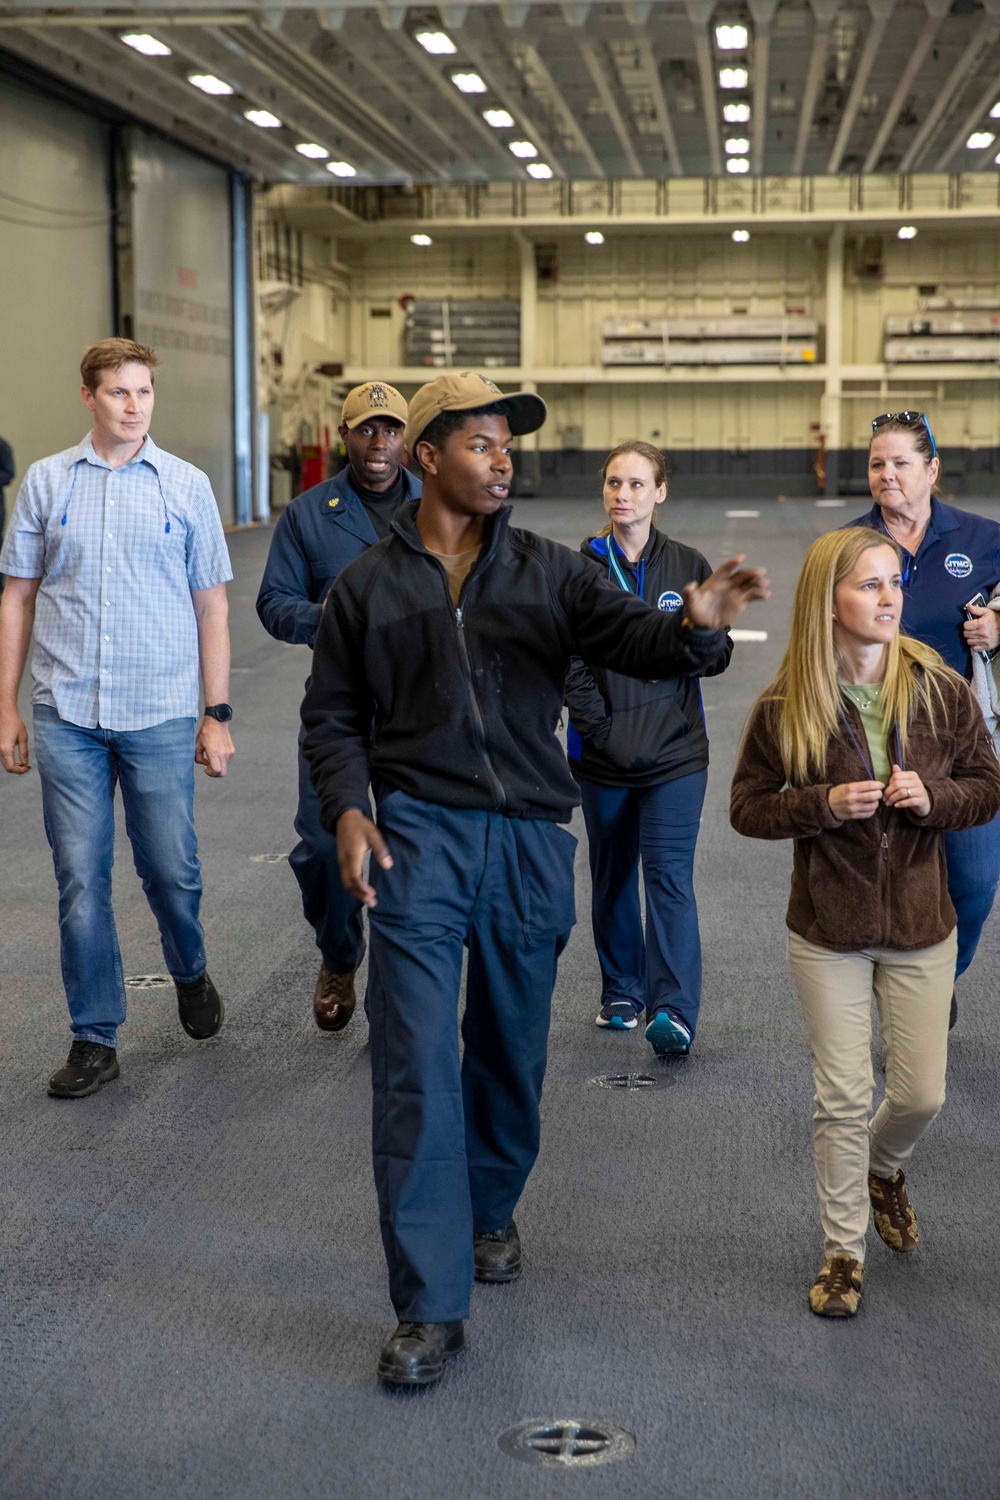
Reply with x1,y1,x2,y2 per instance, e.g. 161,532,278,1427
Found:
565,530,732,787
301,502,731,829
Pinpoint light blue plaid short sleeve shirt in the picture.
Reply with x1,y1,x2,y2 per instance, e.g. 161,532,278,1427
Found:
0,433,233,731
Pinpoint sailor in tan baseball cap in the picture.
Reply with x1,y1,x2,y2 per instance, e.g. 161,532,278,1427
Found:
404,371,546,456
341,380,408,430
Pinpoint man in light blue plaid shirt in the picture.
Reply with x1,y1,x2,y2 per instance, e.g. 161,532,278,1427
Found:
0,338,235,1099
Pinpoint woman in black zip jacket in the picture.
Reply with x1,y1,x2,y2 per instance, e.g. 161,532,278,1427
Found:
565,440,732,1056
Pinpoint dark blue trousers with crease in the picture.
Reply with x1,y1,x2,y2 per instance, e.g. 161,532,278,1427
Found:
367,790,576,1323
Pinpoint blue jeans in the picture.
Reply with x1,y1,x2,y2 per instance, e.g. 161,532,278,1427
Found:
288,727,365,974
578,770,708,1038
33,706,206,1047
945,809,1000,978
368,792,576,1321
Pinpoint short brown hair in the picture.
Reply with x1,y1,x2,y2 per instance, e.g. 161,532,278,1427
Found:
80,338,158,393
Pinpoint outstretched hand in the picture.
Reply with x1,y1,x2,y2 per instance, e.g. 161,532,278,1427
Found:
683,555,770,631
337,808,394,908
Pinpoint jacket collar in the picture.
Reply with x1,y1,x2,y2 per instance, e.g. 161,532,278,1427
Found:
391,499,510,562
584,529,663,564
865,496,960,547
318,465,421,546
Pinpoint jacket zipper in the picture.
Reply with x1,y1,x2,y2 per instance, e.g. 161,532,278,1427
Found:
455,603,507,809
879,811,891,947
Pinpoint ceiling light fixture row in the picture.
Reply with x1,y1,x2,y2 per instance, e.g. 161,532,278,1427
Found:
121,34,358,176
714,19,752,174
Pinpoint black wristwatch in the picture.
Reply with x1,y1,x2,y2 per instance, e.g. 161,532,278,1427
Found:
203,703,233,723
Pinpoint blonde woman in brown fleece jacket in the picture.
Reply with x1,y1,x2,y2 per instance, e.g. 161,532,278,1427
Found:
731,527,1000,1319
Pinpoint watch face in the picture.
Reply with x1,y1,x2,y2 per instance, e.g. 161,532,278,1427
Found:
207,704,233,722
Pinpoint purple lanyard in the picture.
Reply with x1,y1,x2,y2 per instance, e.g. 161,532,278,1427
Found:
840,709,903,782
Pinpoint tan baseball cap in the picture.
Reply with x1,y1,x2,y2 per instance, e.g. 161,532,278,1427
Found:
341,381,408,429
404,371,547,454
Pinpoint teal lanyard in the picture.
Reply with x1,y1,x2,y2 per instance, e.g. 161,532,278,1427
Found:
607,539,645,598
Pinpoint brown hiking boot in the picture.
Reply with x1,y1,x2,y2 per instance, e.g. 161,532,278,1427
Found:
808,1257,864,1318
313,965,357,1032
868,1168,919,1253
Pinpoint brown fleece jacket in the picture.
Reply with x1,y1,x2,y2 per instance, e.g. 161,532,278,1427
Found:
730,673,1000,952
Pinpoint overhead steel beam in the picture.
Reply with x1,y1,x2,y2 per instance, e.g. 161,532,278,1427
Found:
329,26,481,172
2,23,268,171
629,20,683,176
826,0,895,174
229,20,428,178
451,12,569,177
511,38,605,176
383,24,528,173
747,0,779,176
933,64,1000,171
573,33,644,176
861,0,948,173
898,5,1000,174
685,0,723,178
790,0,839,176
0,11,254,24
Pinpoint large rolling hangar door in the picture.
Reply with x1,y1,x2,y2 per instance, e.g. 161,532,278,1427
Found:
0,61,253,525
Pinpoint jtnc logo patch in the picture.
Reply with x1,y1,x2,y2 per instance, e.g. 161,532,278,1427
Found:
945,553,973,579
658,591,684,613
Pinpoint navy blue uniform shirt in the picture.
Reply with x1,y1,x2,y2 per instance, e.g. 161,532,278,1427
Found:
256,464,422,648
849,498,1000,677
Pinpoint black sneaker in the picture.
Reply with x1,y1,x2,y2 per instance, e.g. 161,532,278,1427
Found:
376,1321,465,1387
175,972,225,1040
474,1220,523,1283
48,1040,120,1099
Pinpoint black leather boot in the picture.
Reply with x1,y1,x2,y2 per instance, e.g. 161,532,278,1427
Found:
376,1321,465,1386
474,1220,523,1283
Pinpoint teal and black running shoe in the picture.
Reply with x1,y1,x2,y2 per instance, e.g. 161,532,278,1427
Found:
595,1001,642,1031
645,1011,692,1056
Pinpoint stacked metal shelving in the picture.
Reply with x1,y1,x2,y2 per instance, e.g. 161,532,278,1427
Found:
884,299,1000,363
600,315,820,367
404,299,520,368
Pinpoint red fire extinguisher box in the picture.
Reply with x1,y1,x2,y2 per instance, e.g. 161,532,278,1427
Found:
300,443,328,491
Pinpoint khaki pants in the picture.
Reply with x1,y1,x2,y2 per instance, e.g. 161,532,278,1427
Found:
786,929,956,1263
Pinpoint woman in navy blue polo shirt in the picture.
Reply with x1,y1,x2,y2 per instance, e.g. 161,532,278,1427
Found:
565,440,732,1058
850,412,1000,1022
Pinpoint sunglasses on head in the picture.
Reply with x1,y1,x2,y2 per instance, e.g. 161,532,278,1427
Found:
871,410,937,458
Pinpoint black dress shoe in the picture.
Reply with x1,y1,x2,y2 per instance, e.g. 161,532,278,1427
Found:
474,1220,523,1283
175,972,225,1039
48,1040,120,1099
949,992,958,1031
376,1321,465,1387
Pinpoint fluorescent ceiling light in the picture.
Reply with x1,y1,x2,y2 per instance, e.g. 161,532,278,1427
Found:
483,108,515,128
296,143,329,159
967,131,995,149
327,160,357,177
725,137,750,153
726,157,750,173
527,162,553,179
719,67,749,89
188,73,234,96
415,29,456,53
897,225,918,240
452,72,487,93
716,23,748,48
245,108,282,129
991,102,1000,118
723,102,750,123
508,140,538,158
411,233,433,246
121,33,172,57
584,231,605,244
732,229,750,242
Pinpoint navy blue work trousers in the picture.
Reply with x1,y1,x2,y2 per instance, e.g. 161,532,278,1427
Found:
578,769,708,1038
367,791,576,1322
945,808,1000,979
289,727,365,974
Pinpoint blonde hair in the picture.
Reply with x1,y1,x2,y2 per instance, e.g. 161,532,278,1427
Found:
761,527,957,784
596,439,668,540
